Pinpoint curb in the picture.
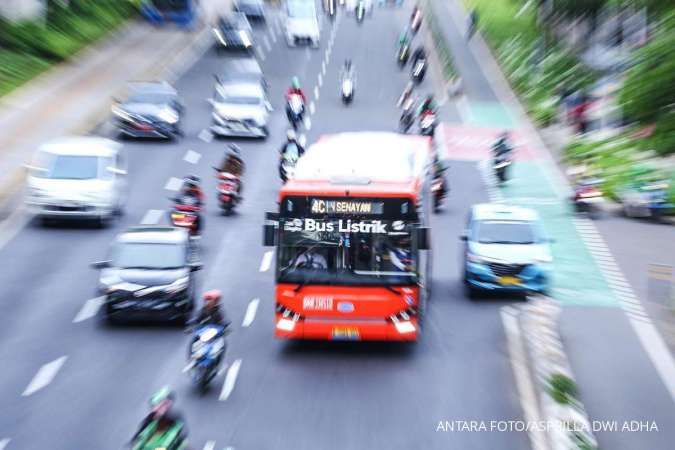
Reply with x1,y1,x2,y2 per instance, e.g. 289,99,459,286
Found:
504,298,598,450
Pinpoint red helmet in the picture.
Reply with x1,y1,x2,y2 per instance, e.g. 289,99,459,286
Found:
203,289,222,308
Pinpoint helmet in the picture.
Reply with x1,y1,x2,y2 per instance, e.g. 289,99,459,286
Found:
203,289,222,308
149,386,175,407
227,143,241,156
184,175,200,187
286,129,297,141
344,59,352,70
292,77,300,89
425,94,434,104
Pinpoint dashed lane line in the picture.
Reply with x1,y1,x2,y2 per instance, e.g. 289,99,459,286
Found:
183,149,201,164
263,36,272,52
219,359,242,401
165,177,183,192
318,73,323,87
309,101,316,115
198,129,213,143
259,251,274,272
314,86,320,101
73,296,104,323
242,298,260,327
22,356,68,397
140,209,164,225
203,441,216,450
0,438,10,450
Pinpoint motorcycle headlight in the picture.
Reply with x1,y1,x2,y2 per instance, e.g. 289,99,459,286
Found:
191,341,207,358
238,30,252,47
158,107,179,124
165,276,189,294
111,105,133,121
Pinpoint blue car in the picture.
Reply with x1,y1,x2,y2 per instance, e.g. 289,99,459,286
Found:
461,204,553,297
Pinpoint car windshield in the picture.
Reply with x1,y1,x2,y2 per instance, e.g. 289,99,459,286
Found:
287,1,315,18
215,89,261,105
278,219,417,286
475,220,538,244
112,242,185,269
32,153,108,180
128,91,173,104
220,17,245,29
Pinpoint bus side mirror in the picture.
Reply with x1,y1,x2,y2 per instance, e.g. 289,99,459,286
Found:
263,224,276,247
265,212,279,221
417,227,430,250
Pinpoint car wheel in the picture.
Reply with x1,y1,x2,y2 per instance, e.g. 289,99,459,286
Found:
464,282,478,299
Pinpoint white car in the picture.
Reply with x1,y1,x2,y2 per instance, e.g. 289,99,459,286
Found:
25,137,127,225
285,0,320,48
210,81,271,138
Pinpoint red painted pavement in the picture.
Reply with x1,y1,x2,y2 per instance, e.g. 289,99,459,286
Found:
437,123,539,161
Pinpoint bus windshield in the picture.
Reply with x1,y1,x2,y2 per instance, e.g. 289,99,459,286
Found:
278,219,417,286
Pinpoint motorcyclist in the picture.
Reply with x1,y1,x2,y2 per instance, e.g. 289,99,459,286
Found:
398,28,411,49
191,290,231,329
217,144,245,198
130,387,186,446
417,94,437,117
492,131,513,160
279,130,305,181
180,175,204,204
285,77,307,106
340,59,355,81
397,81,415,108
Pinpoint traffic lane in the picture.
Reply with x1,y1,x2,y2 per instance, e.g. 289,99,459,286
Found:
195,163,527,450
0,15,326,449
175,7,527,448
562,307,675,450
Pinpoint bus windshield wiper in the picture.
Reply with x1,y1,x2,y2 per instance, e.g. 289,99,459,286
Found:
384,285,401,295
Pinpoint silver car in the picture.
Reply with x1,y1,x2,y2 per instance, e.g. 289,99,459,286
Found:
25,137,127,225
210,81,271,138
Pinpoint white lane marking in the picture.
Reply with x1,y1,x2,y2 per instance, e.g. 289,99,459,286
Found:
203,441,216,450
73,296,104,323
631,319,675,400
183,149,201,164
22,356,68,397
314,86,320,101
305,117,312,131
318,73,323,87
309,101,316,115
242,298,260,327
0,438,10,450
259,250,273,272
219,359,242,401
198,129,213,143
501,307,548,450
165,177,183,192
269,27,277,43
321,61,326,76
0,207,30,253
263,36,272,52
141,209,163,225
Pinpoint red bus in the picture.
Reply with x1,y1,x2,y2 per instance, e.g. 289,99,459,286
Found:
263,132,433,341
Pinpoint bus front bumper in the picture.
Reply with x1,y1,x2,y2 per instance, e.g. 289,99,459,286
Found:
274,316,419,341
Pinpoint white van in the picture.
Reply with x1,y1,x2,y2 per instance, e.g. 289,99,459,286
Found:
285,0,320,48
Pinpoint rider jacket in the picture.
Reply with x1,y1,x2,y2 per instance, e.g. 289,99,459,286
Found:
280,139,305,158
131,409,186,443
285,87,307,105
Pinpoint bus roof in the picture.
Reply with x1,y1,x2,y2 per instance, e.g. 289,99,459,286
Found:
283,132,431,197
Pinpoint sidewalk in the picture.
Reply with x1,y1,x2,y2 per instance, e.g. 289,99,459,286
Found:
0,8,223,210
431,0,675,448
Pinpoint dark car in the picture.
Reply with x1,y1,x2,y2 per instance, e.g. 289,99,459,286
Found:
234,0,266,21
91,226,202,324
213,13,254,52
112,81,184,140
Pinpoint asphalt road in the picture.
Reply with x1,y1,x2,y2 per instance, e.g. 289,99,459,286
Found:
0,7,528,450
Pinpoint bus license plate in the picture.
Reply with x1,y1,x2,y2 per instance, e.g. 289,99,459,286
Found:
498,276,520,286
332,327,360,340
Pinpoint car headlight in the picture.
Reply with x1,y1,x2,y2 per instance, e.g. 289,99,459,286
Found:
213,27,226,45
238,30,252,47
534,255,553,264
165,276,189,294
158,107,179,124
111,105,133,121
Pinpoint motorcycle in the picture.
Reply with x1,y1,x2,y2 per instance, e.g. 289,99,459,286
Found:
493,155,512,184
280,143,301,183
356,1,366,23
327,0,337,19
411,56,427,84
411,9,423,34
419,110,437,137
573,180,604,219
431,173,448,212
132,419,188,450
184,324,227,393
286,94,305,130
341,75,354,104
170,195,201,236
215,170,241,215
397,43,410,68
399,97,415,133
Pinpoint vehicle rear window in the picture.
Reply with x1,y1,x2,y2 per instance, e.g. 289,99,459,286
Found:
474,220,537,244
112,242,186,269
32,153,109,180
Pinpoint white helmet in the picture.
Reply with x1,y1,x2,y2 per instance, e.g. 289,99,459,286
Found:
286,129,297,141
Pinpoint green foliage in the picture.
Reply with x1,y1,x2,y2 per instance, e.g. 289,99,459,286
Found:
547,373,578,405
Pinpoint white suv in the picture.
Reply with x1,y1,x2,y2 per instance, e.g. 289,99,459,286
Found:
285,0,320,48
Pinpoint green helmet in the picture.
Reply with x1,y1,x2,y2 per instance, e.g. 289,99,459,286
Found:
149,386,174,407
292,77,300,89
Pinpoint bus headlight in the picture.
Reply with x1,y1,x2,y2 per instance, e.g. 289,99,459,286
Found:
276,318,296,332
394,321,416,334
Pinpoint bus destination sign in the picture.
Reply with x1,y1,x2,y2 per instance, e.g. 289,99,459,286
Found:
310,198,384,215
